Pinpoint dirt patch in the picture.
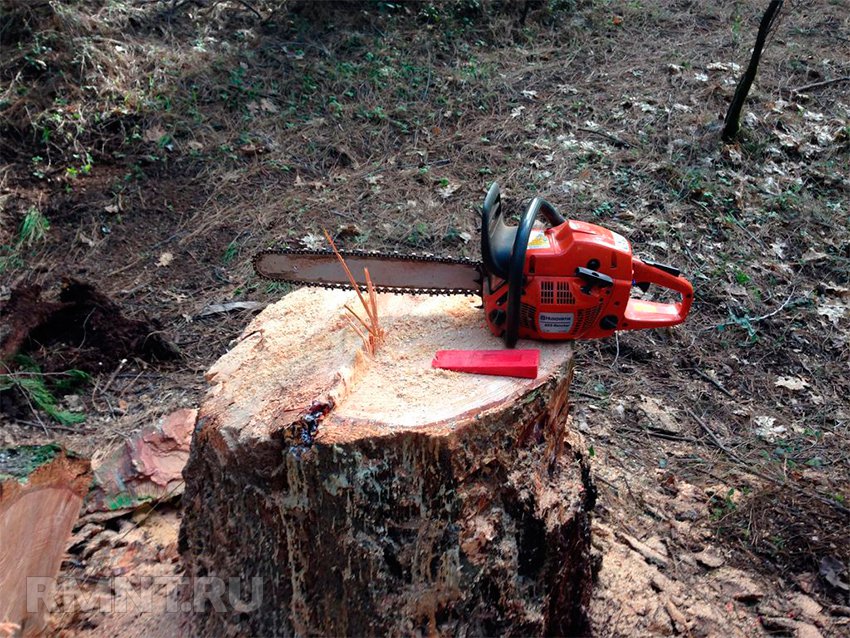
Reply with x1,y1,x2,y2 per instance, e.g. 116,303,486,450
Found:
1,279,180,372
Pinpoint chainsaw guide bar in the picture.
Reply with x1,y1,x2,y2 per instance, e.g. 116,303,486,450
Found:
253,248,483,296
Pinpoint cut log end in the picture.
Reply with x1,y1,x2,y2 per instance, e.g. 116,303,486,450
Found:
181,288,594,636
0,446,91,637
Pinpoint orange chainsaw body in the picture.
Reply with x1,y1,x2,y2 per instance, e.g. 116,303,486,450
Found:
480,185,693,345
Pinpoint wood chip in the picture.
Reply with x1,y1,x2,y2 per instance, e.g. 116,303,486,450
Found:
617,531,670,569
694,548,725,569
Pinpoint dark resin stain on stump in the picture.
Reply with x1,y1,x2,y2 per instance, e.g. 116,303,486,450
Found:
180,289,594,636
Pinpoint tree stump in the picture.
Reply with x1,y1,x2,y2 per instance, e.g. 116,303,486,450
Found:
0,445,91,636
180,288,594,636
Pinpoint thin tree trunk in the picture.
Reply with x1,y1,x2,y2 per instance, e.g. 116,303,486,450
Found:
722,0,784,142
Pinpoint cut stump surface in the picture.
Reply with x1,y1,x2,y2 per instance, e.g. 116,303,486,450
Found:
180,288,594,636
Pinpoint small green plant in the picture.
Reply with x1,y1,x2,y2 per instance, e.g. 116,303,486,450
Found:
359,105,387,122
0,357,90,426
222,240,239,264
592,201,614,217
30,156,46,179
265,281,292,295
18,207,50,247
406,221,430,246
0,245,23,273
734,269,750,285
731,11,743,41
709,488,739,520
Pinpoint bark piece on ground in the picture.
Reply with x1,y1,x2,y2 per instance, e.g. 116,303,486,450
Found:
85,407,198,516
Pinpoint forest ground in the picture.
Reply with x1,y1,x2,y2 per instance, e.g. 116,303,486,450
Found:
1,1,848,635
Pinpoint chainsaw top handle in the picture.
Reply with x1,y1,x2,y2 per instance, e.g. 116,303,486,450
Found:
481,183,565,280
481,182,565,347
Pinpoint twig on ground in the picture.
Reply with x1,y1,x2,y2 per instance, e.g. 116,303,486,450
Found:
576,126,632,148
687,409,850,517
689,368,736,398
16,420,84,434
787,76,850,94
705,288,799,333
610,332,620,369
573,389,604,400
622,425,699,443
688,408,744,461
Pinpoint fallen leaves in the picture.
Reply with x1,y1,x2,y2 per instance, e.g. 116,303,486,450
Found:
637,395,682,435
246,98,280,115
295,175,326,190
816,303,847,325
774,376,810,391
142,125,166,144
437,180,461,198
299,234,325,250
694,548,725,569
753,416,786,442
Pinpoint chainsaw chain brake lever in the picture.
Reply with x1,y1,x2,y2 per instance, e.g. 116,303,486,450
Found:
481,182,565,281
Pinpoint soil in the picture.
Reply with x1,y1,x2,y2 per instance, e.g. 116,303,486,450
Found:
1,1,848,635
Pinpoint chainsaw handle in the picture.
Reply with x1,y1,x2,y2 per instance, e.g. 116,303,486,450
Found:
504,196,564,348
481,183,510,279
481,182,564,281
624,259,694,330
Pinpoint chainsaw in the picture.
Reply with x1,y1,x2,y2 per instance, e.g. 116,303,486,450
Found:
253,183,693,348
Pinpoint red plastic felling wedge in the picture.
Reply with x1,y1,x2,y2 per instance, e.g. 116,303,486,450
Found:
431,349,540,379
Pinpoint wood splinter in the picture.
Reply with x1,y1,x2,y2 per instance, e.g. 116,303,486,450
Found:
323,229,384,355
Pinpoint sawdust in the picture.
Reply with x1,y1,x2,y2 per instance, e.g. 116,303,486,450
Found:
330,293,572,430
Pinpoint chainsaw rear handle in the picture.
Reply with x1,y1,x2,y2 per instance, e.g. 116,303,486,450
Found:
624,259,694,330
481,182,565,347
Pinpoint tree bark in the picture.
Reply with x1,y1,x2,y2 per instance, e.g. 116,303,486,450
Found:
0,445,91,636
179,288,594,636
